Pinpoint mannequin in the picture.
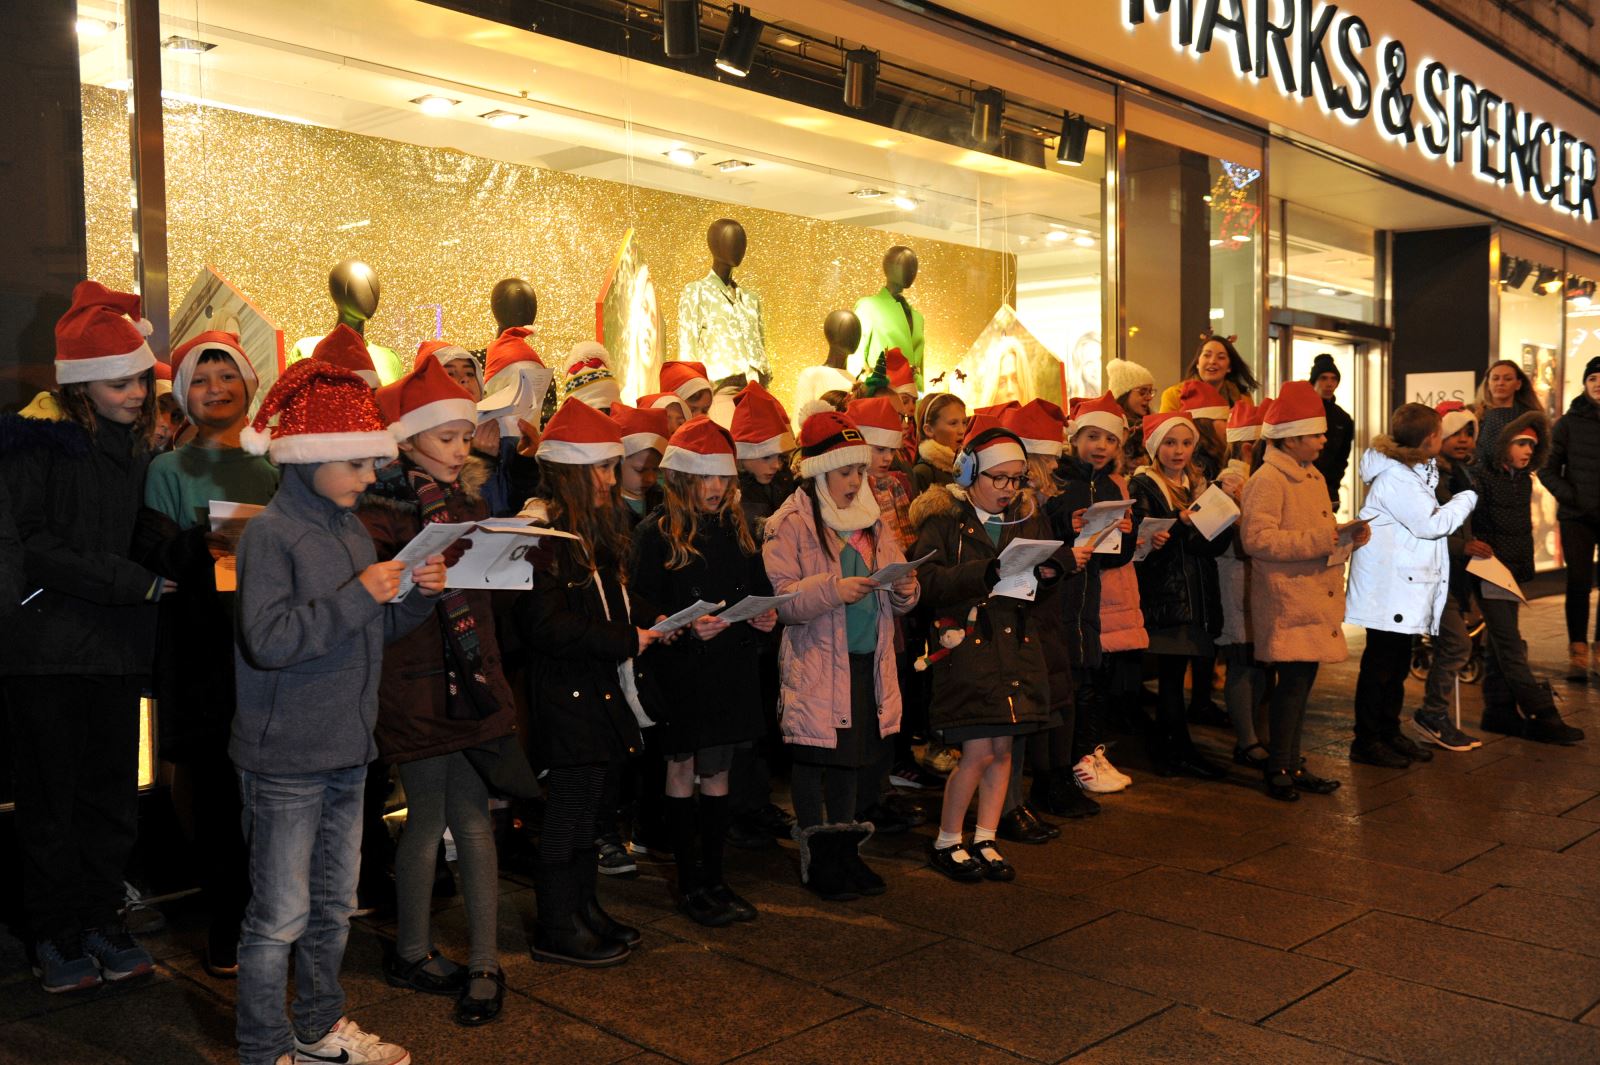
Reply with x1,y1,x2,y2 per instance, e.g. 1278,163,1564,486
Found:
850,246,926,386
792,310,860,423
289,260,405,384
491,277,538,335
677,218,770,389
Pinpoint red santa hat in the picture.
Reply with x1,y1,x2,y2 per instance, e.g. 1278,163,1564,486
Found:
1178,378,1229,420
54,280,157,385
1142,411,1198,457
376,356,479,442
415,338,482,392
846,396,905,449
170,330,260,417
637,391,691,420
537,395,625,465
797,408,873,478
609,401,670,456
1436,400,1477,440
1262,381,1328,439
962,413,1027,471
312,324,379,388
731,381,792,458
240,359,397,464
1067,391,1126,442
975,401,1019,419
1225,396,1265,443
484,326,544,394
557,341,620,409
1508,422,1541,444
152,361,173,398
884,348,917,396
1001,399,1068,456
660,360,714,403
661,416,738,477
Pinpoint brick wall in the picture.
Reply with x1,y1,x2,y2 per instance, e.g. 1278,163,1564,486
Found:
1423,0,1600,106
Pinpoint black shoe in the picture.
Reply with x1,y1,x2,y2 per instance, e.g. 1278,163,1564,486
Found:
755,803,796,839
1168,751,1228,780
882,793,928,829
858,802,912,836
1264,771,1300,802
454,969,505,1027
1019,803,1061,839
1189,699,1231,728
1350,739,1410,768
970,840,1016,882
797,825,861,901
1526,715,1586,745
202,933,239,980
596,834,639,877
1292,768,1342,794
678,886,737,927
1233,743,1270,768
384,948,468,995
928,841,984,883
888,760,946,790
1387,733,1433,763
707,882,759,921
997,807,1052,845
533,861,631,967
839,848,887,897
580,892,641,948
1479,705,1524,737
1044,772,1101,818
726,814,776,851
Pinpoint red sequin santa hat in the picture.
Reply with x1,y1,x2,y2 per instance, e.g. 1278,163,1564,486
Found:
484,325,544,395
1142,411,1197,457
1179,378,1229,420
659,360,713,404
1001,399,1068,456
312,324,379,388
1261,381,1327,439
884,348,917,397
415,338,482,392
661,416,738,477
1436,400,1477,440
1226,396,1266,443
537,396,625,465
1067,391,1126,442
796,406,873,478
241,359,397,464
152,361,173,398
170,331,259,417
846,396,904,449
637,391,690,420
609,401,670,457
376,356,479,442
557,341,620,409
54,280,157,385
731,381,792,458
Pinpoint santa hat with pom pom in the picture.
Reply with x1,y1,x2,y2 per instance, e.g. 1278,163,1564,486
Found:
557,341,620,409
54,280,157,385
241,359,397,464
796,403,872,478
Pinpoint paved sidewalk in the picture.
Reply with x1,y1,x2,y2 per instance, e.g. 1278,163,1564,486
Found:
5,600,1600,1064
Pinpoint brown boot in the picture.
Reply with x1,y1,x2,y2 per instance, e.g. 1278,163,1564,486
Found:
1570,642,1589,683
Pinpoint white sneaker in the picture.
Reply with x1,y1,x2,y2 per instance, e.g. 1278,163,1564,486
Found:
294,1017,410,1065
1073,753,1125,794
1092,745,1134,788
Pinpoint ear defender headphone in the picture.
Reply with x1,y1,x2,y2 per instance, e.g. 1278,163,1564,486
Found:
954,427,1026,489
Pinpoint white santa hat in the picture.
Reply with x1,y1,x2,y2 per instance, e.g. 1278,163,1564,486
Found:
731,381,793,458
170,330,259,417
537,396,625,465
661,416,738,477
376,356,479,442
660,360,714,403
1261,381,1328,439
845,395,904,450
240,359,397,464
557,340,620,409
415,338,483,392
54,280,157,385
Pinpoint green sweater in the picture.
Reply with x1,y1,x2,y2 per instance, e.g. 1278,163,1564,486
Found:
145,443,279,529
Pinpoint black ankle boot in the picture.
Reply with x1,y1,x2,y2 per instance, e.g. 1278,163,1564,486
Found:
574,848,640,948
532,861,629,967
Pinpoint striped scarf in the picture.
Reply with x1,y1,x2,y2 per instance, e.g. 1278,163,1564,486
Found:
410,470,488,714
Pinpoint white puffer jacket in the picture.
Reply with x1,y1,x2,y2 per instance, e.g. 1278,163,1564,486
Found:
1344,437,1477,636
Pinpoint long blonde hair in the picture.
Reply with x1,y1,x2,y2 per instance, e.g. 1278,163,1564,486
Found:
658,469,757,570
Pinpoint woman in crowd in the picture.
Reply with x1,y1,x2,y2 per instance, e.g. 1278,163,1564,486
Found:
1158,333,1258,413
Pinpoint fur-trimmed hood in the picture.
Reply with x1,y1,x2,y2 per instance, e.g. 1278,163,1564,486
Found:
0,410,90,459
917,437,956,473
1489,409,1550,472
1366,434,1434,469
359,454,490,514
909,482,965,530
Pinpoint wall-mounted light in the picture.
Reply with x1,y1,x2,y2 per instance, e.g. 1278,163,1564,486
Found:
480,110,525,127
715,5,764,77
843,47,878,111
715,158,754,171
1045,229,1070,244
664,147,703,166
1499,255,1533,289
1056,112,1090,166
662,0,699,58
971,88,1003,150
1534,266,1563,295
1072,235,1096,248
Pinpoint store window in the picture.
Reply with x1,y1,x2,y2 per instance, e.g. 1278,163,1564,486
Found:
1561,250,1600,411
1271,199,1379,324
74,0,1108,416
1497,230,1565,570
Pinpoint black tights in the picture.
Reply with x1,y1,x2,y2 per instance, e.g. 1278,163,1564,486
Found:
1148,653,1200,761
1561,519,1600,643
791,761,857,829
1266,662,1319,776
540,764,608,866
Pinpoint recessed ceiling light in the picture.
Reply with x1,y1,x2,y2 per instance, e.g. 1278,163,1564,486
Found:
851,187,884,199
1209,307,1226,320
774,33,804,47
715,158,754,172
1232,234,1253,243
480,109,525,127
1202,194,1213,203
890,194,919,211
76,18,116,37
162,35,216,53
1316,286,1337,296
1045,230,1070,243
411,94,459,116
1072,235,1096,248
1208,238,1223,247
664,147,703,166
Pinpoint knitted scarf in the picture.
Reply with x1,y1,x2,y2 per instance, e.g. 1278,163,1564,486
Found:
410,470,494,720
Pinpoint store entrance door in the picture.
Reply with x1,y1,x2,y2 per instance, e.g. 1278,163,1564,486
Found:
1268,317,1390,522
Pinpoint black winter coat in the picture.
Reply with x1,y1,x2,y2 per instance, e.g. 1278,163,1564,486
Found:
1047,458,1139,672
1127,471,1228,637
0,413,158,676
737,467,795,541
1540,394,1600,524
629,509,771,755
1315,399,1356,504
1434,455,1476,604
1472,410,1549,584
0,478,20,617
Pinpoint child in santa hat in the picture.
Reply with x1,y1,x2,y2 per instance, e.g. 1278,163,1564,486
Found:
1,281,163,994
475,326,548,517
1216,397,1272,771
512,398,665,967
141,330,276,980
357,358,521,1026
763,409,920,899
609,401,669,526
629,416,776,925
911,392,968,497
149,361,184,451
731,382,795,540
232,358,448,1065
660,360,715,418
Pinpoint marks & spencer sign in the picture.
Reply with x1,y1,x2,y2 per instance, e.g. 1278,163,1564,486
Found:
1125,0,1598,222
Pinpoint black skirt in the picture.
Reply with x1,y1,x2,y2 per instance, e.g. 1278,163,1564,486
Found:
791,654,885,769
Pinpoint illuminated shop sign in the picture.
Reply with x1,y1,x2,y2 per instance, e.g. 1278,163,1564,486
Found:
1125,0,1598,222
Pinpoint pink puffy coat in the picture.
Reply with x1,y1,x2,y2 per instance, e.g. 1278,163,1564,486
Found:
762,487,919,749
1239,445,1347,664
1098,474,1148,653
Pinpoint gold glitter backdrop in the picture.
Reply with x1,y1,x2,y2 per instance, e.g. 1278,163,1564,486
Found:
81,86,1014,407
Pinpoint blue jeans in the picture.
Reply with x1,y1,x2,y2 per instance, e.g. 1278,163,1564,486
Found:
235,766,365,1065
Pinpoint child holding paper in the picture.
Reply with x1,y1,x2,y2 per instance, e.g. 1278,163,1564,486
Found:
763,407,919,900
609,401,669,525
1470,414,1585,744
358,359,520,1026
1129,412,1231,779
630,417,776,926
1218,398,1270,770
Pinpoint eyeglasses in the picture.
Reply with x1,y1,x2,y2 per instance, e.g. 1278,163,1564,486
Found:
981,471,1031,490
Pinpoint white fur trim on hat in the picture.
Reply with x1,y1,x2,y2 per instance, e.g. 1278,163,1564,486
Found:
1017,435,1065,457
735,434,787,459
799,443,873,479
266,430,399,465
857,424,902,449
1226,423,1262,443
975,439,1028,472
660,445,738,477
622,431,668,456
673,376,713,402
388,397,479,442
1440,408,1477,439
536,438,625,465
1070,411,1125,442
570,377,621,410
155,378,173,397
1185,403,1228,420
55,344,157,386
1261,416,1327,440
1144,415,1197,458
173,342,258,417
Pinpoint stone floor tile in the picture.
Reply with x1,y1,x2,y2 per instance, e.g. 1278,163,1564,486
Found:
1560,793,1600,822
733,1007,1030,1064
1440,886,1600,957
992,842,1153,900
1449,843,1600,902
1068,1004,1375,1064
853,867,1110,951
1219,843,1487,919
0,975,235,1065
1080,866,1363,949
1385,769,1597,817
1052,816,1283,873
1255,812,1497,872
1359,794,1598,850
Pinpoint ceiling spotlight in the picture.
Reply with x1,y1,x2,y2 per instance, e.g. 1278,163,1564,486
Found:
1072,235,1096,248
76,18,116,37
890,193,919,211
843,47,879,111
664,147,703,166
1003,132,1047,169
480,110,525,127
715,158,754,171
851,187,885,199
1534,266,1563,295
1055,112,1090,166
774,33,804,47
715,5,765,78
162,35,216,53
1500,255,1533,289
971,88,1004,151
411,95,459,116
661,0,699,59
1209,238,1223,247
1045,229,1070,244
1316,286,1337,296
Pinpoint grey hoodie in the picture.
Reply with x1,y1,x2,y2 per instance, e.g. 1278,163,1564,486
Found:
230,463,434,774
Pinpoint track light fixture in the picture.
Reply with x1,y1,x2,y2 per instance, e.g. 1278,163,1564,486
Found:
1002,131,1046,169
1056,112,1090,166
843,47,879,111
715,5,764,78
971,88,1003,150
1534,265,1562,295
661,0,699,59
1499,255,1533,290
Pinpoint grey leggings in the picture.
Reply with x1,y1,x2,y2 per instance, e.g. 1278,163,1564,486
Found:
395,752,499,972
